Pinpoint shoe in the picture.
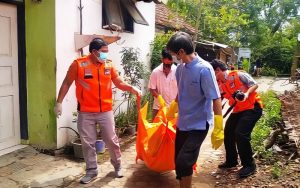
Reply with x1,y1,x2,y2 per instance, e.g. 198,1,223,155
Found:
218,162,238,169
80,174,97,184
238,164,256,178
115,168,123,178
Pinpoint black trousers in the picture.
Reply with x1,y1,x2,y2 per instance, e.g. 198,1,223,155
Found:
224,103,262,167
175,123,208,179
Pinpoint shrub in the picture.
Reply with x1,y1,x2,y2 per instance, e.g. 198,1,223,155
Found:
251,91,282,158
150,32,174,70
261,67,278,76
242,58,250,73
141,91,154,121
114,47,150,131
271,162,282,179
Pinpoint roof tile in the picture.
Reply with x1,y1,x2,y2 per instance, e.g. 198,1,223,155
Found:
155,3,196,34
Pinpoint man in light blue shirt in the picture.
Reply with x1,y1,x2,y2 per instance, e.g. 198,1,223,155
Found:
175,56,220,130
166,32,223,188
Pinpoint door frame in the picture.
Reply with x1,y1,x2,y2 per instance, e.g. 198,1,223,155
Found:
0,0,28,140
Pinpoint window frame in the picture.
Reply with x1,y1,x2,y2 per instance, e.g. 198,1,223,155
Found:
102,0,149,33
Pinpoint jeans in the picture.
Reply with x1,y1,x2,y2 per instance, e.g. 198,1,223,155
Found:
224,103,262,167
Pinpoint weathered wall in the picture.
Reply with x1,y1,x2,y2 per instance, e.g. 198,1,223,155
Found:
25,0,56,148
55,0,155,147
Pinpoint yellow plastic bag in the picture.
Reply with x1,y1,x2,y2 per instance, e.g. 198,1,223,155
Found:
211,115,224,150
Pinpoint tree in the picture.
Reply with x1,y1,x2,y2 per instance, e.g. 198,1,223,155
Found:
166,0,300,74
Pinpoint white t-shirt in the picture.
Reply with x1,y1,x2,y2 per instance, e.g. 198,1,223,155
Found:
148,63,178,110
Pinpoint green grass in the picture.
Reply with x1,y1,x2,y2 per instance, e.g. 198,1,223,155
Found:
251,90,282,158
271,162,283,179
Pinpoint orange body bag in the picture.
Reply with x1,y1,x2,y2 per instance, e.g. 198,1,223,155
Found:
136,98,177,172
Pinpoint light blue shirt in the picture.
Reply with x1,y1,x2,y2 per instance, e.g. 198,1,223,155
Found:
175,56,221,131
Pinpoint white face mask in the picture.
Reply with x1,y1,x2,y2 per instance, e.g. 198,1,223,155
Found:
172,55,182,65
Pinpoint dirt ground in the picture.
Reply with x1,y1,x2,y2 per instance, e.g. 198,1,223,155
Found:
206,88,300,188
57,77,300,188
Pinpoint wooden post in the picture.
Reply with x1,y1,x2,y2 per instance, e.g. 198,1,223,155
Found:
78,0,84,56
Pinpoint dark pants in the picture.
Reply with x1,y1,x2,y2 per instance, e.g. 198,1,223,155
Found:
224,103,262,167
175,124,208,179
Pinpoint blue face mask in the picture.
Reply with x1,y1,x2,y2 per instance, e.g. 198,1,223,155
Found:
98,52,108,60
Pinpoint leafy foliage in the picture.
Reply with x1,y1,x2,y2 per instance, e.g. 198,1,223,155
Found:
259,34,296,74
242,58,250,73
260,67,278,76
120,47,147,89
141,91,154,121
271,162,283,179
116,47,149,128
115,111,128,130
166,0,300,74
150,32,174,70
251,91,282,158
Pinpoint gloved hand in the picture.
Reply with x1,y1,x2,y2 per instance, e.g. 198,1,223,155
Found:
211,115,224,149
54,102,62,118
166,100,178,119
157,95,166,107
131,86,142,98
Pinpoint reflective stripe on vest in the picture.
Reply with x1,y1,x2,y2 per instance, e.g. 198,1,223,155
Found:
75,56,113,112
220,71,262,113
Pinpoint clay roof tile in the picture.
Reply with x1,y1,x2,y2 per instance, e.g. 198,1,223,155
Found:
155,3,197,34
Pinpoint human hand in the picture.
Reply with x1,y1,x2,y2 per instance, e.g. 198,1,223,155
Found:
243,92,249,101
211,115,224,150
236,92,249,102
131,86,142,98
54,102,62,118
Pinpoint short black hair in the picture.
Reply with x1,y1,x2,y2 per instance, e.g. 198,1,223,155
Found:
161,47,172,60
210,59,227,71
89,38,107,53
166,32,194,55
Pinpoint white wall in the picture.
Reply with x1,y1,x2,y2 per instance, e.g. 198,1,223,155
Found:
55,0,155,148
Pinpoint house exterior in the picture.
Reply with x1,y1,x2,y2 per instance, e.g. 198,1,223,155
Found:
154,3,236,65
0,0,156,154
155,3,196,35
195,40,237,66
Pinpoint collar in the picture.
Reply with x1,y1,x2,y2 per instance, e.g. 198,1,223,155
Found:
185,55,202,68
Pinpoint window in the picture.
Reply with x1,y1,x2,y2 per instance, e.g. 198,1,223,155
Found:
120,0,149,25
102,0,149,33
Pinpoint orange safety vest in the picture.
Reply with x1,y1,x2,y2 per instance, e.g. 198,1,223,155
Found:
220,71,263,113
75,56,114,112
